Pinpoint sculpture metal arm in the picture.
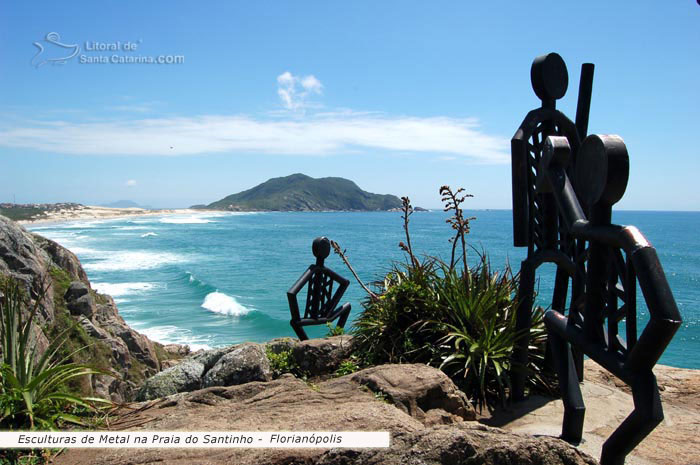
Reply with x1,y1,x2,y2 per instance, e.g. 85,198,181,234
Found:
287,267,313,321
323,268,350,316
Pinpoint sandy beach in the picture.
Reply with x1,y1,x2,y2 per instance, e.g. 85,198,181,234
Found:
17,205,207,226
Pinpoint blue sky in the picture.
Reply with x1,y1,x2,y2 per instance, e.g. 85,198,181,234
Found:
1,1,698,209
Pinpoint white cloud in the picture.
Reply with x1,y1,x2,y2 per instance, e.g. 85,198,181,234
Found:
0,113,509,163
0,113,508,164
126,179,137,187
107,102,159,113
300,75,322,93
277,71,323,111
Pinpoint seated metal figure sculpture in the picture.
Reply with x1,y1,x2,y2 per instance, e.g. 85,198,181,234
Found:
509,53,682,465
288,237,351,341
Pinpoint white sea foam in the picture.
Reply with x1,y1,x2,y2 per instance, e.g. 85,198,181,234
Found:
66,246,101,258
83,251,186,272
140,232,158,238
92,282,160,297
159,216,214,224
133,325,212,351
117,225,149,231
201,291,251,317
52,220,101,229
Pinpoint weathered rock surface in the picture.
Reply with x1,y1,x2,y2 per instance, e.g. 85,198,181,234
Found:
54,364,596,465
0,215,174,402
310,424,597,465
202,342,272,387
191,345,237,371
66,291,96,319
136,360,206,401
341,363,476,422
137,335,358,401
291,335,354,375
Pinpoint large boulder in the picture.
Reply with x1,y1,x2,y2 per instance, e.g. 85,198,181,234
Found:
202,342,272,387
345,363,476,422
64,281,89,301
191,345,237,371
291,335,354,376
136,360,206,401
66,292,96,319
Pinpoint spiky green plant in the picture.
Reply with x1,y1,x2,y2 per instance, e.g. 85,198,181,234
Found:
432,256,522,411
351,259,442,366
0,278,108,430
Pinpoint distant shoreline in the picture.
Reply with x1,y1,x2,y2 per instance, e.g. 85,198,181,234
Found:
17,206,204,226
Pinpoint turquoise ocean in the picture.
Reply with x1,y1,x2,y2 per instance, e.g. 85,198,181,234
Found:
28,210,699,369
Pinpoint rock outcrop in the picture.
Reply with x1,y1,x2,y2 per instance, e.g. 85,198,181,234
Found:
0,215,178,402
136,336,356,400
342,363,476,423
202,342,272,387
54,364,595,465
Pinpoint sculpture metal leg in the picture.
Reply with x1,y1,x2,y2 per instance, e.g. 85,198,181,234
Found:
549,329,585,443
512,258,535,401
290,320,309,341
335,302,351,329
600,372,663,465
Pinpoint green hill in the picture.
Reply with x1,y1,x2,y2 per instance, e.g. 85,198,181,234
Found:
199,174,402,212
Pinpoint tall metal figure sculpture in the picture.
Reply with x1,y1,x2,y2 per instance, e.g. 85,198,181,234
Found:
288,236,351,341
510,53,682,465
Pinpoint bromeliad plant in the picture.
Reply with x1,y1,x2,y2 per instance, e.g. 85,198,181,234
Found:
0,277,108,430
335,186,554,411
433,257,521,409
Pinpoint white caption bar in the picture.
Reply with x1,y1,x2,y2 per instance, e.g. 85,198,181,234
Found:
0,431,390,449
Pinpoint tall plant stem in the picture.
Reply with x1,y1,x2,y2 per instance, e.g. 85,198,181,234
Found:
330,240,379,302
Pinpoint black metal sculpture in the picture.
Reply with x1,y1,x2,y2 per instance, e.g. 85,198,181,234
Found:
510,53,682,465
288,237,351,340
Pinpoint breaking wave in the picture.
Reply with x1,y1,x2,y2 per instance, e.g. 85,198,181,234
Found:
201,291,251,317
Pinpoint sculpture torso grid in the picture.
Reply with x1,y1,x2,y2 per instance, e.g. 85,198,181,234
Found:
304,268,336,320
288,237,351,341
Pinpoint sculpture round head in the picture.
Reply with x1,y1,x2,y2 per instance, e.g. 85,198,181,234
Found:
312,236,331,263
531,52,568,103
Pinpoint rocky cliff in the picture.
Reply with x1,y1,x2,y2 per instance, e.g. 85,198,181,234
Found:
0,215,180,402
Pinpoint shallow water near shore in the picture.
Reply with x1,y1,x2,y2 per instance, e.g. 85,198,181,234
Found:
28,210,700,369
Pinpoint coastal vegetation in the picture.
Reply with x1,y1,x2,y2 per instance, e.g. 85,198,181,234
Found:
196,173,403,212
0,203,84,222
0,278,108,429
336,187,553,410
0,277,109,463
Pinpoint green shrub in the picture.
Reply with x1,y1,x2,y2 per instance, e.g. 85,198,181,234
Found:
352,260,441,366
325,322,345,337
337,187,553,411
334,358,360,376
265,347,299,378
432,257,522,410
0,277,109,430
